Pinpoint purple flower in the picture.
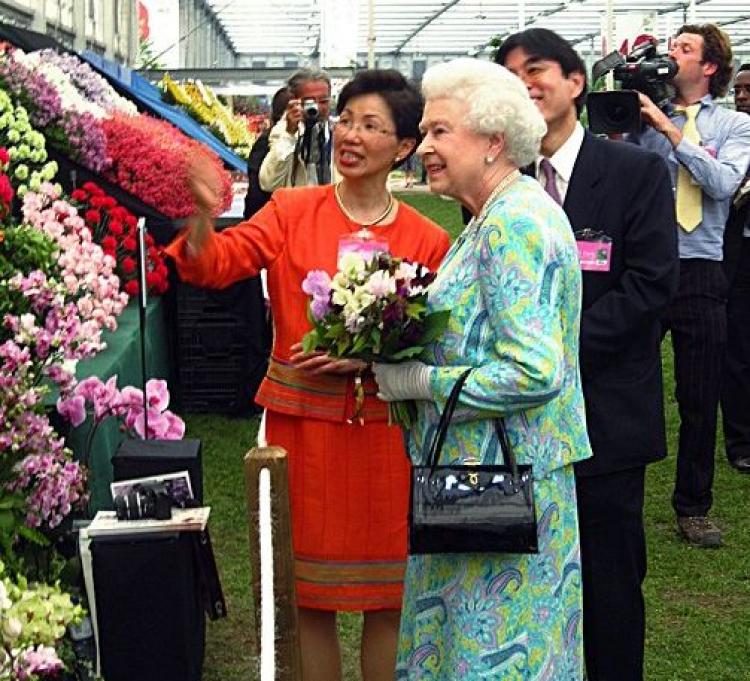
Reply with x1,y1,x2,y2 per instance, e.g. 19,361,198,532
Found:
310,295,331,321
302,270,331,298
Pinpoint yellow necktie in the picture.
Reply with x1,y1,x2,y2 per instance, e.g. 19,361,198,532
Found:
675,104,702,232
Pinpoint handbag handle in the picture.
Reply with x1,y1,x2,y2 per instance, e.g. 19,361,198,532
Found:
426,369,522,483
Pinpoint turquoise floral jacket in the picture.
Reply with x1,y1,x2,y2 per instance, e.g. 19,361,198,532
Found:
411,176,593,477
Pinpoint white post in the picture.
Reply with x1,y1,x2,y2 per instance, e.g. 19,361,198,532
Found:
258,468,275,680
368,0,376,69
605,0,615,90
687,0,697,23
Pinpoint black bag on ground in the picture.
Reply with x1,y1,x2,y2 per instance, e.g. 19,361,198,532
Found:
409,369,538,555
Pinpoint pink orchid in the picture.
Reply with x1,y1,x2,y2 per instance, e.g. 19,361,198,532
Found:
56,394,86,428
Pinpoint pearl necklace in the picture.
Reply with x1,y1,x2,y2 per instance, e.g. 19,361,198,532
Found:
474,169,522,224
334,182,395,227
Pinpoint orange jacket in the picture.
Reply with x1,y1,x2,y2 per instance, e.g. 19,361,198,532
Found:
167,185,450,422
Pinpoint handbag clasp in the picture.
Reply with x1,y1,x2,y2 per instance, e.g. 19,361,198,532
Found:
464,457,480,485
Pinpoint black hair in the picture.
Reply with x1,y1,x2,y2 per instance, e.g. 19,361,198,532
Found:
270,87,291,125
336,69,423,148
494,28,588,116
738,63,750,74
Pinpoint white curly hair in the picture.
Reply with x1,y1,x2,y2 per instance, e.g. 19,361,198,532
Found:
421,58,547,168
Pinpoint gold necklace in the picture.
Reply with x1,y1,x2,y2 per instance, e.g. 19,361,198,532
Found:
334,183,394,227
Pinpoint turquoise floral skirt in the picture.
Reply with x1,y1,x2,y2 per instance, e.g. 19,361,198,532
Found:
396,464,583,680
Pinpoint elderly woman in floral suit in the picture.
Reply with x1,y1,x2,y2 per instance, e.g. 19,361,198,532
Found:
373,58,592,680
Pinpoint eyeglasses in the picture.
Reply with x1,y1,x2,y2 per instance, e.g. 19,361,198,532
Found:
333,117,396,138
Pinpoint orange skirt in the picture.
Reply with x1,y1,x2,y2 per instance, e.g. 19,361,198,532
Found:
265,410,409,611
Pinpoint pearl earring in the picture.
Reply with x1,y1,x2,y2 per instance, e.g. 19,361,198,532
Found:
485,155,495,164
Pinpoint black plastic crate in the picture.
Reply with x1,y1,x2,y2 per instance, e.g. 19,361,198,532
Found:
173,277,271,415
178,322,253,363
176,280,267,325
177,364,262,414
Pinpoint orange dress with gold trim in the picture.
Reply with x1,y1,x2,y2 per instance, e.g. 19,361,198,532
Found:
167,185,450,611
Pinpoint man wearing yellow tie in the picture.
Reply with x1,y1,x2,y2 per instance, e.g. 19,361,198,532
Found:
637,24,750,548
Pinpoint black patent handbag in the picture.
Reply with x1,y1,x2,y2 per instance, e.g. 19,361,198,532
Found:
409,369,539,555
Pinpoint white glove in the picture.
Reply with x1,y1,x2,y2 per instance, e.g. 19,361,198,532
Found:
372,361,433,402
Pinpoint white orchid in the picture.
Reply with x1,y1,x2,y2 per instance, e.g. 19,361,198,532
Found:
366,270,396,298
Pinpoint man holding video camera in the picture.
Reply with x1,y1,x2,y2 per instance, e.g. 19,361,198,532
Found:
259,68,333,190
636,24,750,548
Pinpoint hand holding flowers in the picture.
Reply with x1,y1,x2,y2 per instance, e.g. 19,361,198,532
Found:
301,251,448,425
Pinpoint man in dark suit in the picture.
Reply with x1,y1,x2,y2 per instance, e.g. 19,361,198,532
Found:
721,64,750,472
244,86,292,219
497,29,679,681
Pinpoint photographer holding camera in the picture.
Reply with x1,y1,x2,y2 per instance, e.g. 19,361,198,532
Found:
635,24,750,548
259,68,334,190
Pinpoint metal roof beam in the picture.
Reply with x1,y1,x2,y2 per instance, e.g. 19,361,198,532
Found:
391,0,463,55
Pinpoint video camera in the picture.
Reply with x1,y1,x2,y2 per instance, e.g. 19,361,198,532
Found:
586,40,678,135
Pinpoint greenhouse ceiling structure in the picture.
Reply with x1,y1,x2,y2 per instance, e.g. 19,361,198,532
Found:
204,0,750,59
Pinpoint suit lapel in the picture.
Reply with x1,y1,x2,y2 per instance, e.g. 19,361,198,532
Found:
563,131,606,231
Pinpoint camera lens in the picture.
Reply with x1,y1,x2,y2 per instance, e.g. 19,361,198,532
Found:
114,488,157,521
302,98,319,122
606,102,631,125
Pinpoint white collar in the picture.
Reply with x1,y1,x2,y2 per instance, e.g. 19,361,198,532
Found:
537,122,585,183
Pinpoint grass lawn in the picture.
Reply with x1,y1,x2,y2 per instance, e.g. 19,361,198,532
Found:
190,191,749,680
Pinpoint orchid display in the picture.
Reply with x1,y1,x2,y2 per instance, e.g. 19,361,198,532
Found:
0,560,84,680
0,47,109,173
21,182,129,340
35,49,138,116
11,51,107,120
0,91,58,198
57,376,186,448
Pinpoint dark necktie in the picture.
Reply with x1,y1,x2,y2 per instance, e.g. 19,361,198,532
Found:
540,158,563,206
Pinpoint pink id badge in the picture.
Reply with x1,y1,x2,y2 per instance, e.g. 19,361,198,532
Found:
338,228,389,266
574,230,612,272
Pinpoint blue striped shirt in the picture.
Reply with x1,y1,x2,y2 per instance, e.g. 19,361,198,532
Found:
634,94,750,261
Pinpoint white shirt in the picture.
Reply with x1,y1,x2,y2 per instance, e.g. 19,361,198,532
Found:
535,122,585,204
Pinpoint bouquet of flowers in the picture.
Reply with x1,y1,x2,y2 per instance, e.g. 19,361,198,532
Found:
301,251,449,425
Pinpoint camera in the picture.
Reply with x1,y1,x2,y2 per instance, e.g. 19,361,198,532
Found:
301,97,319,123
586,40,678,135
114,483,174,521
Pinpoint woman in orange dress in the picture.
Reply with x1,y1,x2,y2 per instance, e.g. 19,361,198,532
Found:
167,70,450,681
